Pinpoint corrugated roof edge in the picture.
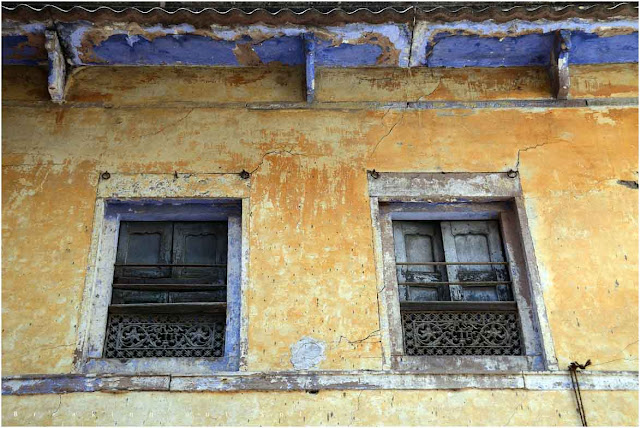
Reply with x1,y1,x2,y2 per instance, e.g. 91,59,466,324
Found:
2,2,637,26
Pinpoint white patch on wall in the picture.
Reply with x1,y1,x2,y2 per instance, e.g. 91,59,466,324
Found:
290,336,326,370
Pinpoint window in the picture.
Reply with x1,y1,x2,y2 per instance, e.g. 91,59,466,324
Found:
77,197,244,374
105,221,229,359
369,172,557,372
394,218,521,357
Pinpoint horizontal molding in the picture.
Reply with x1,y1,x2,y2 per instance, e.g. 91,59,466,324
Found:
1,98,638,111
2,370,637,396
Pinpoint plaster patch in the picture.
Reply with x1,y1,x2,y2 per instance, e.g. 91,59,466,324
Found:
590,111,617,126
290,337,326,370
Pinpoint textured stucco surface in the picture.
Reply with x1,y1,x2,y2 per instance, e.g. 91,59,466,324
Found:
2,63,638,425
2,390,638,426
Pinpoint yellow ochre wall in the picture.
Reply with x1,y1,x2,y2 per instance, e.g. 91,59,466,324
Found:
2,64,638,425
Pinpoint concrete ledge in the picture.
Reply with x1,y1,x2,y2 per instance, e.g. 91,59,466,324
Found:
2,371,637,396
1,374,170,396
1,98,638,111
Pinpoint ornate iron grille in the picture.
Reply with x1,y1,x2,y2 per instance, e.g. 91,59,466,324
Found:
104,313,225,358
402,311,522,356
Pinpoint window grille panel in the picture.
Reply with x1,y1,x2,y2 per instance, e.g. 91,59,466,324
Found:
402,311,522,356
104,313,225,358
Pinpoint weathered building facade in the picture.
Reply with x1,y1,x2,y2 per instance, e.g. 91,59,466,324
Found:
1,2,638,425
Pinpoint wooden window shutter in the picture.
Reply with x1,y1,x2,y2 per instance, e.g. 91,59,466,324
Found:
113,222,173,304
170,221,228,303
440,220,511,301
393,221,448,301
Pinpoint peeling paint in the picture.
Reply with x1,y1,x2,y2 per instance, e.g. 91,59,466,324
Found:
52,22,411,67
3,17,637,68
411,18,639,67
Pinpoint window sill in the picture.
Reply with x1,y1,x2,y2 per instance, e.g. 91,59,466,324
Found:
82,357,238,375
2,370,637,395
391,355,545,372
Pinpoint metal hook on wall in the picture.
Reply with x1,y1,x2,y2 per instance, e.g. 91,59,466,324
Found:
569,359,591,426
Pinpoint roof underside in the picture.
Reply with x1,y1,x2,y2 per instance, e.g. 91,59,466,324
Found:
2,2,638,68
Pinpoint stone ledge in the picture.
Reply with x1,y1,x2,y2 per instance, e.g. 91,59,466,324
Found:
2,371,637,396
2,97,639,111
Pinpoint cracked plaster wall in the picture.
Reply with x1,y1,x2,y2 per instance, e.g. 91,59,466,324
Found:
2,390,638,426
1,63,638,425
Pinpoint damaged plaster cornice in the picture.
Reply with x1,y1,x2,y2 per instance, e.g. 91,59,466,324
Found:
2,370,638,395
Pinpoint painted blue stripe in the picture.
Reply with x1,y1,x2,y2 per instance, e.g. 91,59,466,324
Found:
570,32,639,64
427,33,554,68
253,36,305,66
315,40,383,66
91,34,239,65
2,34,44,65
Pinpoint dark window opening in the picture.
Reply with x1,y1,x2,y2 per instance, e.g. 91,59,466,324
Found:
104,221,228,358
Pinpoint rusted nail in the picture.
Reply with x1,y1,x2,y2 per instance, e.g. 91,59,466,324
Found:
101,171,111,180
368,169,381,179
239,170,250,179
507,170,518,178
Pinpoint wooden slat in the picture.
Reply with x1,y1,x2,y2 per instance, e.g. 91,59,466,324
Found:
112,284,227,292
108,303,227,314
113,264,227,268
400,301,517,311
398,281,511,287
396,262,509,266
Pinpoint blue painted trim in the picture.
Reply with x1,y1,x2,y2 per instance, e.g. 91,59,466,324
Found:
223,215,243,371
2,34,45,65
91,34,239,65
426,33,554,67
253,36,305,66
315,40,383,66
570,32,639,64
303,33,315,103
2,20,637,68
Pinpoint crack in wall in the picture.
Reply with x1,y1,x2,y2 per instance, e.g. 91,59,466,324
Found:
369,109,407,159
51,394,62,417
134,108,194,139
514,140,559,171
337,329,381,346
589,340,639,368
35,343,75,352
504,391,525,425
249,148,304,175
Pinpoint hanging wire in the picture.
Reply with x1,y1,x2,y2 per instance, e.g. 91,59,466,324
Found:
568,359,592,426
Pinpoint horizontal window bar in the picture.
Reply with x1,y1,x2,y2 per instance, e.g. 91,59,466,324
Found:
400,301,517,311
114,264,227,268
395,262,509,266
109,302,227,314
112,284,227,292
398,281,511,287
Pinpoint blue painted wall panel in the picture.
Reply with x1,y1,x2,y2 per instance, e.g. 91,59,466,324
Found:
315,41,383,66
426,33,554,67
253,36,304,66
2,35,44,65
570,32,639,64
91,34,239,65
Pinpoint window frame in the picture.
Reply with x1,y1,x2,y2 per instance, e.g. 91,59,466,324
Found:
76,198,244,375
369,172,558,372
